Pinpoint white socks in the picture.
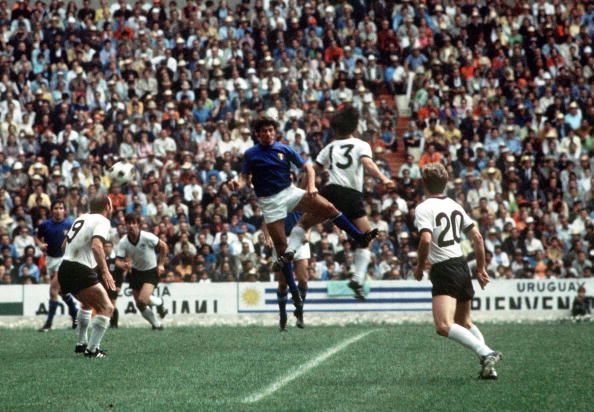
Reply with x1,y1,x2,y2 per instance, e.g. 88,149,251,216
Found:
149,296,163,307
141,307,161,328
88,315,110,351
76,309,92,345
469,324,485,344
448,323,492,357
353,248,371,285
286,225,305,254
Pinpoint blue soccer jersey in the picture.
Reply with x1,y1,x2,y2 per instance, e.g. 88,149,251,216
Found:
241,142,306,197
37,217,73,258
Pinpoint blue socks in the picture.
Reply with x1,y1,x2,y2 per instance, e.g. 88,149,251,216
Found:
332,213,364,241
298,283,308,303
46,300,59,326
277,290,288,318
62,294,78,319
282,261,299,294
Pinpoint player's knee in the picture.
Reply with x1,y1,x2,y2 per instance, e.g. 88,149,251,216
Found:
274,242,288,255
323,202,339,218
104,302,114,317
136,299,149,310
457,319,472,329
435,322,451,337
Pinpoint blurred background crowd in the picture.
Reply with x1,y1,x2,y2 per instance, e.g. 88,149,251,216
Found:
0,0,593,285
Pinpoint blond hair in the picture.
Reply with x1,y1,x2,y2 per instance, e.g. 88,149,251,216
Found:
422,162,449,194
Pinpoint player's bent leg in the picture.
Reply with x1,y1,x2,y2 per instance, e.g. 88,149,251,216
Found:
137,283,163,330
434,295,499,374
432,295,457,337
75,284,113,358
297,197,376,247
454,300,485,343
454,300,503,379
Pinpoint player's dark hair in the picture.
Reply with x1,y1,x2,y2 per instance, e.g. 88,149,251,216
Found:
125,213,141,224
422,163,449,194
251,117,278,133
89,195,110,213
51,199,65,210
330,104,359,138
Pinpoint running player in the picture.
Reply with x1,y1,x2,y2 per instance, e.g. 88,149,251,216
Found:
115,214,168,330
267,211,310,331
103,240,123,328
232,117,376,313
58,195,115,358
414,163,502,379
37,200,78,331
315,105,395,300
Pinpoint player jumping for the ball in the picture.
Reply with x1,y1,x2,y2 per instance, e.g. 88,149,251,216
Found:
414,163,502,379
315,105,395,300
232,117,377,315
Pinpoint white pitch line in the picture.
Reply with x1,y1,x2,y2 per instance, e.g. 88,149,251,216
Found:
242,329,377,404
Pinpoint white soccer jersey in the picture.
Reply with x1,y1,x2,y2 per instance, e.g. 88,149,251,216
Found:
315,137,372,193
62,213,111,269
414,196,475,264
116,230,159,271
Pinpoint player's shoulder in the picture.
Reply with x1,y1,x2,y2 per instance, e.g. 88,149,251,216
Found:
244,144,260,157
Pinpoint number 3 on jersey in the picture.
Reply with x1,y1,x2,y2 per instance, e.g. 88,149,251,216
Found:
435,211,463,247
66,220,85,243
328,144,354,170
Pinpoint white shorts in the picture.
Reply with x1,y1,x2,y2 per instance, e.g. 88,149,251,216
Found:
273,242,311,261
46,256,64,276
258,185,305,224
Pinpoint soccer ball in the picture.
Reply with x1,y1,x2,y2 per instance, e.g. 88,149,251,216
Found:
107,161,137,186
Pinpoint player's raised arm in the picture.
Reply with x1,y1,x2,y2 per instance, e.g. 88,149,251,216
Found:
361,156,394,188
467,226,489,290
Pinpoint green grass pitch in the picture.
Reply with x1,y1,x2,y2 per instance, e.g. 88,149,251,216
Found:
1,323,592,411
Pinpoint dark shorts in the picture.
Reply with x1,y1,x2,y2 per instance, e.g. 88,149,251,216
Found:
128,268,159,291
320,184,366,220
58,260,99,296
429,256,475,302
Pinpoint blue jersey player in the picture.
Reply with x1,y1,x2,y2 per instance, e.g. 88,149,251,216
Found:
37,200,78,332
232,117,377,314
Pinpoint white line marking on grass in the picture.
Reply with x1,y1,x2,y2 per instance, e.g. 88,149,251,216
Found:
242,329,377,404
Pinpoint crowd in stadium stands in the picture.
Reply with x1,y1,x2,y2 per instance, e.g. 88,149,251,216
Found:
0,0,593,286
